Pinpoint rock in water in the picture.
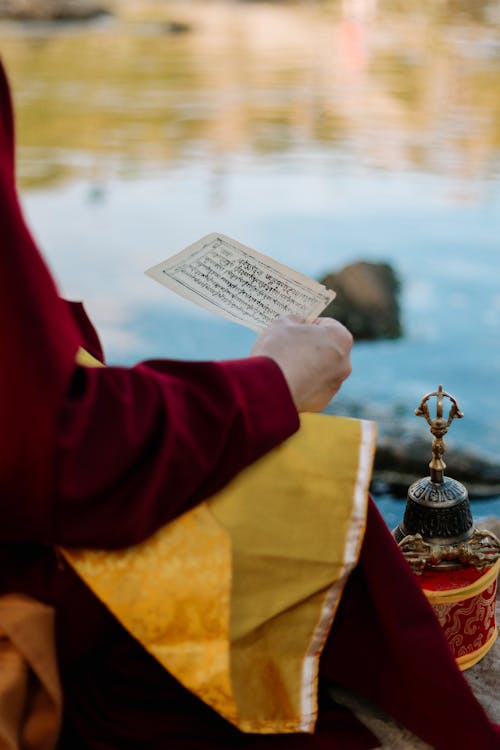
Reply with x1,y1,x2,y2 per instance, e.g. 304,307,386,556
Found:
320,261,401,340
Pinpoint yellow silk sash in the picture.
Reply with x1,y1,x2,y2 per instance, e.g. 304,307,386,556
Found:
65,347,376,733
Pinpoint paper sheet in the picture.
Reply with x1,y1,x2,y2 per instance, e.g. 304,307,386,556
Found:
145,233,335,331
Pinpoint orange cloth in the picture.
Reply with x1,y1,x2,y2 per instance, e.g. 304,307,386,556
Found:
0,595,62,750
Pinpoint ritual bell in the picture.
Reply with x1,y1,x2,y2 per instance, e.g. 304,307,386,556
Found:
393,386,500,670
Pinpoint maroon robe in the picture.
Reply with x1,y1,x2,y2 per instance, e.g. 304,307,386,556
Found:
1,59,499,749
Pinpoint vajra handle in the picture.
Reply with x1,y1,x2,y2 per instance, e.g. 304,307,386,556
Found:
414,385,463,483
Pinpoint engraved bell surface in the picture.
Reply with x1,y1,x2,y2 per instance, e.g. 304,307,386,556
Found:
396,476,473,547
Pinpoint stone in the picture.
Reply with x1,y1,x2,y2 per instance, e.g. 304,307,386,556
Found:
320,261,402,340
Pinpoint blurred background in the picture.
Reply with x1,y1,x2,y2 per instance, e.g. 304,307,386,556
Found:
1,0,500,524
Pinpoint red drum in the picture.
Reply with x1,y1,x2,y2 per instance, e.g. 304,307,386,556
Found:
419,559,500,670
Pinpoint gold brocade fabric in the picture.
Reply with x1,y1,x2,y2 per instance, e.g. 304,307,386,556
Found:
66,347,376,733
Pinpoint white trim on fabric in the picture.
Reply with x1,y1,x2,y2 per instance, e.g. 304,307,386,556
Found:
298,419,376,732
345,419,376,565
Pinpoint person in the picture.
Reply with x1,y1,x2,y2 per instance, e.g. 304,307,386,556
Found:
1,58,499,750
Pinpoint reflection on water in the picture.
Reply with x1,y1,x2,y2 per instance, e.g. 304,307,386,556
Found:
1,0,500,513
3,0,500,189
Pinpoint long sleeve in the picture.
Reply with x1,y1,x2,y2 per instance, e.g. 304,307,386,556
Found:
48,355,299,548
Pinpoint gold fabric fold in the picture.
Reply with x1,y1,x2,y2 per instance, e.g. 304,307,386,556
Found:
68,347,376,733
0,595,62,750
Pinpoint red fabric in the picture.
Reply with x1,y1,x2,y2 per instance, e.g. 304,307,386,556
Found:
419,563,487,591
0,61,80,527
1,58,499,749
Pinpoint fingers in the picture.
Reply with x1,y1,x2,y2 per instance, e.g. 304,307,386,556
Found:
250,314,353,413
313,317,353,355
266,314,306,329
314,317,348,333
272,315,352,348
283,314,306,324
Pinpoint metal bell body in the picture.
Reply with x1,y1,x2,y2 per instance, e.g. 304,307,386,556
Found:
393,475,474,562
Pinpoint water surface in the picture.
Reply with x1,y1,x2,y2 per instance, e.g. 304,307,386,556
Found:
2,0,500,518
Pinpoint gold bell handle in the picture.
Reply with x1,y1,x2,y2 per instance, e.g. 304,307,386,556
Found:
414,385,463,483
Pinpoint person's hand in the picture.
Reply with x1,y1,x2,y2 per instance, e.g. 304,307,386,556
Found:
250,315,353,412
